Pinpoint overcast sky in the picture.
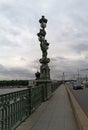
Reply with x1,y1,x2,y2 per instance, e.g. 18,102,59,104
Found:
0,0,88,80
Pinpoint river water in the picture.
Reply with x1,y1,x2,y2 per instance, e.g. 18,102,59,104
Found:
0,87,28,95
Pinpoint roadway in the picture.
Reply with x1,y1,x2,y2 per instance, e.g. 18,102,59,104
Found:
69,85,88,117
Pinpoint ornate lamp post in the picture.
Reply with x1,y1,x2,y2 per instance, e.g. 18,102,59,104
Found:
37,16,50,80
36,16,51,101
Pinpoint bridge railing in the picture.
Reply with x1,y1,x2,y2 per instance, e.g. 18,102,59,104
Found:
51,80,62,92
0,80,62,130
0,89,30,130
29,85,43,113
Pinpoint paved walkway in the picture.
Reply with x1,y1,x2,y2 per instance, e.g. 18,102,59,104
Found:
16,85,78,130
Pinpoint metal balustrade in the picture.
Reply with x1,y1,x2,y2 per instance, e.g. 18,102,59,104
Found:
0,89,30,130
0,81,62,130
30,86,43,113
51,81,62,92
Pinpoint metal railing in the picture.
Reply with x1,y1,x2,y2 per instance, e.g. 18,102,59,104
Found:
0,81,62,130
51,81,62,92
30,86,43,113
0,85,43,130
0,89,30,130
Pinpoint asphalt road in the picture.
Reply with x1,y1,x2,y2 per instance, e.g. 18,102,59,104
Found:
69,85,88,117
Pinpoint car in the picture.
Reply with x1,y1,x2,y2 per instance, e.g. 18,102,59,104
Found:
82,81,88,88
72,82,84,90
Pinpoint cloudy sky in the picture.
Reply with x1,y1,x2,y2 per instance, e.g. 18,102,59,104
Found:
0,0,88,80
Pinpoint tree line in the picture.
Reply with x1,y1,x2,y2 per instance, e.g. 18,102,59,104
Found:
0,80,28,87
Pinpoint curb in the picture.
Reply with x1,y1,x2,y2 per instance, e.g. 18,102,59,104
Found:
66,85,88,130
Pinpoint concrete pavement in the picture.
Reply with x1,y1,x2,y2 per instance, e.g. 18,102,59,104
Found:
16,84,78,130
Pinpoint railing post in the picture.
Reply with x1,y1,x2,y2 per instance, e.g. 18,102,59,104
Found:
28,86,34,114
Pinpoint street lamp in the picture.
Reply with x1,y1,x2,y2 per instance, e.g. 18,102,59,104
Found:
36,16,51,101
37,16,50,80
39,16,47,28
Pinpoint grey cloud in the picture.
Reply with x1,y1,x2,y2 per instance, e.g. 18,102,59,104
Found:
0,64,34,80
49,56,88,79
0,37,19,47
71,43,88,54
0,55,88,80
0,0,39,29
20,57,27,61
0,0,88,80
0,64,7,71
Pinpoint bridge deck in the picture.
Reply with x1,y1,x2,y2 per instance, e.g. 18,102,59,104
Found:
16,84,78,130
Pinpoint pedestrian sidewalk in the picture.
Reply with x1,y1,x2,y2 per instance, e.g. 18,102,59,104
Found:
16,84,78,130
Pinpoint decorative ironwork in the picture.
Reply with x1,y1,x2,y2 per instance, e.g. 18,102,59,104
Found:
0,86,43,130
0,81,62,130
0,89,30,130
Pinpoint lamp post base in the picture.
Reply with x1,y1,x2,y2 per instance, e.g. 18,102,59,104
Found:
40,64,50,80
36,79,52,101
